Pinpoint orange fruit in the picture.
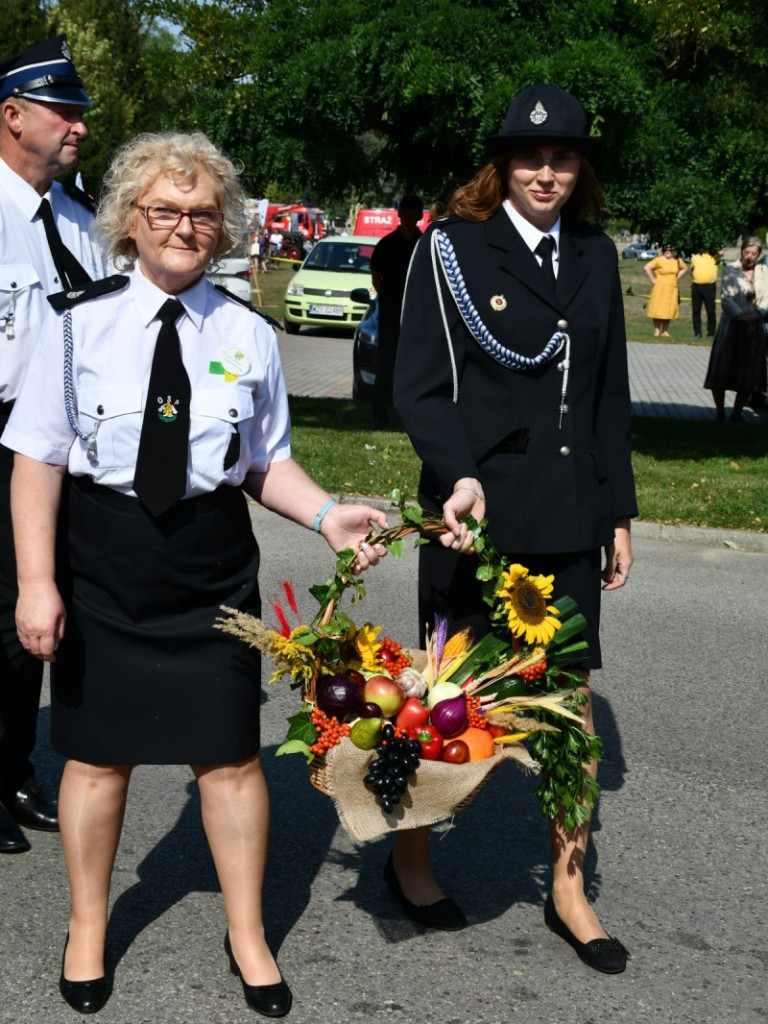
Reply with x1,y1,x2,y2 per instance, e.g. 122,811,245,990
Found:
447,726,496,762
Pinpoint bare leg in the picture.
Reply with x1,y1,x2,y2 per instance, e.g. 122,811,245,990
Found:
660,320,670,336
391,825,445,905
652,318,661,336
193,754,281,986
548,672,608,942
59,760,133,980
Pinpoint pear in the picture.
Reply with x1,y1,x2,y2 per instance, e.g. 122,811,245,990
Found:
350,716,383,750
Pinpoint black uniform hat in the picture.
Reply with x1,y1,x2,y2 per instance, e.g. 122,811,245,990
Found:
0,34,91,107
485,83,593,154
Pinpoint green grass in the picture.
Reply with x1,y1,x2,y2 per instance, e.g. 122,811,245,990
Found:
288,398,767,534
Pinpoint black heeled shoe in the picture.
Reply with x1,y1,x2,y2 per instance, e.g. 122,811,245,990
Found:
383,853,467,931
59,934,109,1014
224,932,292,1018
544,892,630,974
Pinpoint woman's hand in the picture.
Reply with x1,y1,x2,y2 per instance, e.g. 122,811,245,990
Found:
320,504,388,571
601,518,633,591
16,580,66,662
440,478,486,553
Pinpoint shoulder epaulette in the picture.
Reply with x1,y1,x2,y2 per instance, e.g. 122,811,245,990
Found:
214,284,283,331
47,275,129,311
61,180,97,215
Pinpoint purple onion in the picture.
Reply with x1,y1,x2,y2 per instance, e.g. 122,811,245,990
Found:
316,674,360,719
429,696,468,738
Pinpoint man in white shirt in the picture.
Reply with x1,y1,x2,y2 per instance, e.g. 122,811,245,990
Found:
0,34,104,852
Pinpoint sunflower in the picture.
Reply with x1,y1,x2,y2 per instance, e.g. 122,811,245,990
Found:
496,564,562,646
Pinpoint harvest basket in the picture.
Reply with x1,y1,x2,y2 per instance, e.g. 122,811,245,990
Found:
215,499,600,842
307,738,536,842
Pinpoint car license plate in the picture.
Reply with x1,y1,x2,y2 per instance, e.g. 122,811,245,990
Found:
309,304,344,317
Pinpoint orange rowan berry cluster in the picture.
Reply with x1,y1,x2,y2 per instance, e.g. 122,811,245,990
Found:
377,636,410,677
519,660,548,683
466,694,489,729
309,708,351,755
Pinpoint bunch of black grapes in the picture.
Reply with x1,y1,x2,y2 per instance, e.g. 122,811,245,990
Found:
363,724,421,813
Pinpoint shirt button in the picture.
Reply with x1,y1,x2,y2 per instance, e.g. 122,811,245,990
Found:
229,408,238,418
96,404,104,415
10,281,16,289
559,446,571,457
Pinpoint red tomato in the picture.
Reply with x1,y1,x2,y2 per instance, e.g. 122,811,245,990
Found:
395,696,430,731
441,740,470,764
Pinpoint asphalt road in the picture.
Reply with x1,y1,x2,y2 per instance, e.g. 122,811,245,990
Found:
2,500,766,1024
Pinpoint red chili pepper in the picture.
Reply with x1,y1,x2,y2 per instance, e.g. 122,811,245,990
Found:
407,723,443,760
395,697,430,731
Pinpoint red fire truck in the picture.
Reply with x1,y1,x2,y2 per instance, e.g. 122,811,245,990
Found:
265,202,328,258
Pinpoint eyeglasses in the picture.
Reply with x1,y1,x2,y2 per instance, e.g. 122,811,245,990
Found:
137,205,224,233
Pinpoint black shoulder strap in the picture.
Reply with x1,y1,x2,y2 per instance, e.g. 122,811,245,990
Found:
214,283,283,331
60,179,97,215
47,275,129,311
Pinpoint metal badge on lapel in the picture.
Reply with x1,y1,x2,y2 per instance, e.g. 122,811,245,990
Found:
490,294,507,311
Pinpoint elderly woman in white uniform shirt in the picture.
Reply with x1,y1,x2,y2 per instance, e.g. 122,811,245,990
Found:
2,131,386,1017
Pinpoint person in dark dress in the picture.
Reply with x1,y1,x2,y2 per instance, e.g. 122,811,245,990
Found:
2,131,386,1016
369,194,422,427
392,84,636,974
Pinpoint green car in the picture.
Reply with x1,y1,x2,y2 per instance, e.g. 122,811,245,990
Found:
283,236,377,334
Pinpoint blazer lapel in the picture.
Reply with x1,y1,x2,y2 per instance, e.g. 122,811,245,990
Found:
483,208,561,313
555,227,589,310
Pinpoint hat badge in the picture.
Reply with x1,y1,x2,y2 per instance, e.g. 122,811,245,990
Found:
529,100,548,125
61,40,73,61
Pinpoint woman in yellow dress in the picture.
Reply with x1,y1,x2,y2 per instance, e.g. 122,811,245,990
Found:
644,245,687,336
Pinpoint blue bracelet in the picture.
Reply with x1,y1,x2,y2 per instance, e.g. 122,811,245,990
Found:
312,499,337,533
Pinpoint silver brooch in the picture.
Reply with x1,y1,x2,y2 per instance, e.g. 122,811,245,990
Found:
529,101,548,125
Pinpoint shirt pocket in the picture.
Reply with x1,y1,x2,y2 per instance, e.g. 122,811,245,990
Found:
0,264,42,337
191,386,255,477
77,383,143,468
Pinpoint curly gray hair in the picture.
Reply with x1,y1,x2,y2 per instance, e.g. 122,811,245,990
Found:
94,131,247,268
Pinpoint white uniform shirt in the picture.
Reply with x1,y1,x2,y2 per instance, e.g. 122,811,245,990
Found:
503,199,562,278
2,268,292,496
0,156,105,402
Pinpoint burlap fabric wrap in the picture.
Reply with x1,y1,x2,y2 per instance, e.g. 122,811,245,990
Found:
311,741,538,842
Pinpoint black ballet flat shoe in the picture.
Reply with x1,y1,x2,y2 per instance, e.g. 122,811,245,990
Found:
7,782,59,832
224,932,292,1018
0,805,30,853
544,892,630,975
383,853,467,931
59,935,109,1014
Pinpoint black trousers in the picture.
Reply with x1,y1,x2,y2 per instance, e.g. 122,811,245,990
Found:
691,282,716,337
0,406,44,798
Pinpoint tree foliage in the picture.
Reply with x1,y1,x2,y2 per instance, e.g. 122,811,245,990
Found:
5,0,766,246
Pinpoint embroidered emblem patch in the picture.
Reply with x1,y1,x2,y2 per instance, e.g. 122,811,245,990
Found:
490,294,507,312
529,101,548,125
157,395,180,422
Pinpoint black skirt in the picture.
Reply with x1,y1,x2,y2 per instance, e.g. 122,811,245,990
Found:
52,478,262,765
418,543,603,670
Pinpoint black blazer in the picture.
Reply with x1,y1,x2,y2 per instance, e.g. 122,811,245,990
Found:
394,207,637,554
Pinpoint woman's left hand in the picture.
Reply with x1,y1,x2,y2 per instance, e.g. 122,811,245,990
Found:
601,518,633,591
320,504,388,571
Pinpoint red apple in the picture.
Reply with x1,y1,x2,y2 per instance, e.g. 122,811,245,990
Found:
363,675,405,718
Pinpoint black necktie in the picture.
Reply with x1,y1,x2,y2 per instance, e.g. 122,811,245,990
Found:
37,198,92,291
133,299,190,516
534,234,556,290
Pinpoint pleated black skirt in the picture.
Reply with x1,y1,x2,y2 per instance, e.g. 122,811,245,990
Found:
52,477,262,765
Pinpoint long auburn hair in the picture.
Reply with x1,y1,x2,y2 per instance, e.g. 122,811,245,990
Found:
435,149,604,224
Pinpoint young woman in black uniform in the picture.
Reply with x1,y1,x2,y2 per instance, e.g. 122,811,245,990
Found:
393,84,636,974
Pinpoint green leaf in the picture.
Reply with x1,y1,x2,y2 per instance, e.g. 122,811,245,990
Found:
275,739,313,761
284,710,317,746
388,538,404,558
